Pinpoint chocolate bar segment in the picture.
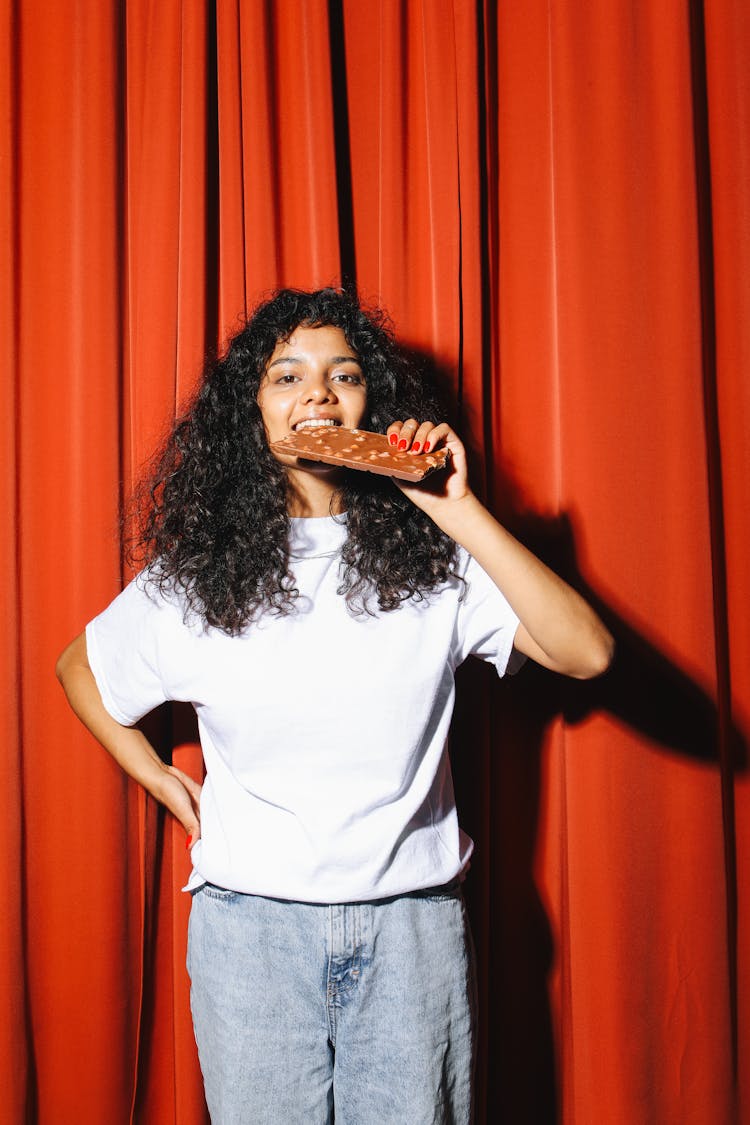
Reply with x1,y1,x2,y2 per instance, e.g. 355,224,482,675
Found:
270,427,451,481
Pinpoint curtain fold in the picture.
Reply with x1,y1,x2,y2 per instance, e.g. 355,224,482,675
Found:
216,0,342,322
1,9,26,1124
3,1,748,1122
6,3,139,1122
702,1,750,1115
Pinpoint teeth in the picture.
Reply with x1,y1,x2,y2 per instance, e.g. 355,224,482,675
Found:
294,419,340,432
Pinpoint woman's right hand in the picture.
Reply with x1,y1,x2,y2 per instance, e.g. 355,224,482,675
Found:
159,764,202,841
56,632,204,844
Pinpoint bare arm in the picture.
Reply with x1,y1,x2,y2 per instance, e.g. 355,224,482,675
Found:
56,632,201,837
389,419,615,680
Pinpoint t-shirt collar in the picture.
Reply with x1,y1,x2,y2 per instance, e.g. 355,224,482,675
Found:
288,513,348,559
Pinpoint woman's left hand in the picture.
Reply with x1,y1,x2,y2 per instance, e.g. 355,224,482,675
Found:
386,419,473,514
387,420,614,680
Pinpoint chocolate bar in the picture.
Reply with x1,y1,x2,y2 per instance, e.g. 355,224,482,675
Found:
270,427,451,482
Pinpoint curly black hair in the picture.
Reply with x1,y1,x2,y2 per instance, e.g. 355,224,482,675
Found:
129,287,459,633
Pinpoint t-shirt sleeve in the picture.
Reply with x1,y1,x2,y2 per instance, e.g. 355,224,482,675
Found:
85,575,176,726
453,551,525,677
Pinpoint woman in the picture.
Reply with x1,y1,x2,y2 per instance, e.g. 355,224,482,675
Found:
57,287,613,1123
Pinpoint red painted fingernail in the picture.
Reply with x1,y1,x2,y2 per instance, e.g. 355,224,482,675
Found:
185,835,192,849
411,442,421,453
423,442,431,453
389,433,398,446
398,439,408,450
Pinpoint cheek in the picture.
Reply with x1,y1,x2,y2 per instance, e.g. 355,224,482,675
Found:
352,390,368,425
356,382,386,429
256,392,287,433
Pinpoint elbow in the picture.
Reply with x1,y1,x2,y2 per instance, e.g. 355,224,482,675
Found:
572,631,615,680
55,650,72,692
55,632,89,691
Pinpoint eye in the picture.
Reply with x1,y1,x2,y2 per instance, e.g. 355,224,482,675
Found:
275,373,300,385
333,371,365,385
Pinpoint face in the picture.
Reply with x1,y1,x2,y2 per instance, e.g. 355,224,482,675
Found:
257,325,367,456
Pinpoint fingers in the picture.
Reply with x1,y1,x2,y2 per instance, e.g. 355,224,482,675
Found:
386,419,453,454
388,419,472,508
387,418,421,449
164,764,202,841
169,764,202,805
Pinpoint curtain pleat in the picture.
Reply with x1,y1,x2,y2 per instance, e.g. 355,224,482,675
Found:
0,8,27,1124
4,1,748,1122
703,2,750,1117
216,0,342,328
122,5,211,1121
6,2,139,1122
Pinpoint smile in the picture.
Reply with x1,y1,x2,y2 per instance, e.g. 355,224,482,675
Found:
293,419,341,432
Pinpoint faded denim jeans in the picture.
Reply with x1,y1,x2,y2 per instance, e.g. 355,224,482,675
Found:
187,881,476,1123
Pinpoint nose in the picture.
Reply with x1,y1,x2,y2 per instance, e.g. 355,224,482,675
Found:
301,374,336,403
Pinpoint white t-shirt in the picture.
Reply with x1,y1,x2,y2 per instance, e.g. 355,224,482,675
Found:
86,515,521,903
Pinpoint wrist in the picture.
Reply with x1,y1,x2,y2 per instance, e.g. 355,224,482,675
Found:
425,490,484,537
148,759,175,804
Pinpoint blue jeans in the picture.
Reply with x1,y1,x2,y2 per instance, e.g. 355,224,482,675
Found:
187,881,476,1123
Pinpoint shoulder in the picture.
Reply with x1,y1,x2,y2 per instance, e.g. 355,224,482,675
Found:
91,568,200,636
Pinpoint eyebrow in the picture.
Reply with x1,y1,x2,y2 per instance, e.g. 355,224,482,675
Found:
267,354,362,369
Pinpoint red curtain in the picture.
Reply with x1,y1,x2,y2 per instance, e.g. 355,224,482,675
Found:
3,1,749,1122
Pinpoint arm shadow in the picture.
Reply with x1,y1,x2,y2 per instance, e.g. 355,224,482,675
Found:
450,486,746,1124
501,506,746,770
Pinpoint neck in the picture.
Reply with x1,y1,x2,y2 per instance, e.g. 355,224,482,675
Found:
286,469,345,517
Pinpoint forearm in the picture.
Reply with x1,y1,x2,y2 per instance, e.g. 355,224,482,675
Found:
56,634,201,833
431,493,614,679
57,653,170,797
